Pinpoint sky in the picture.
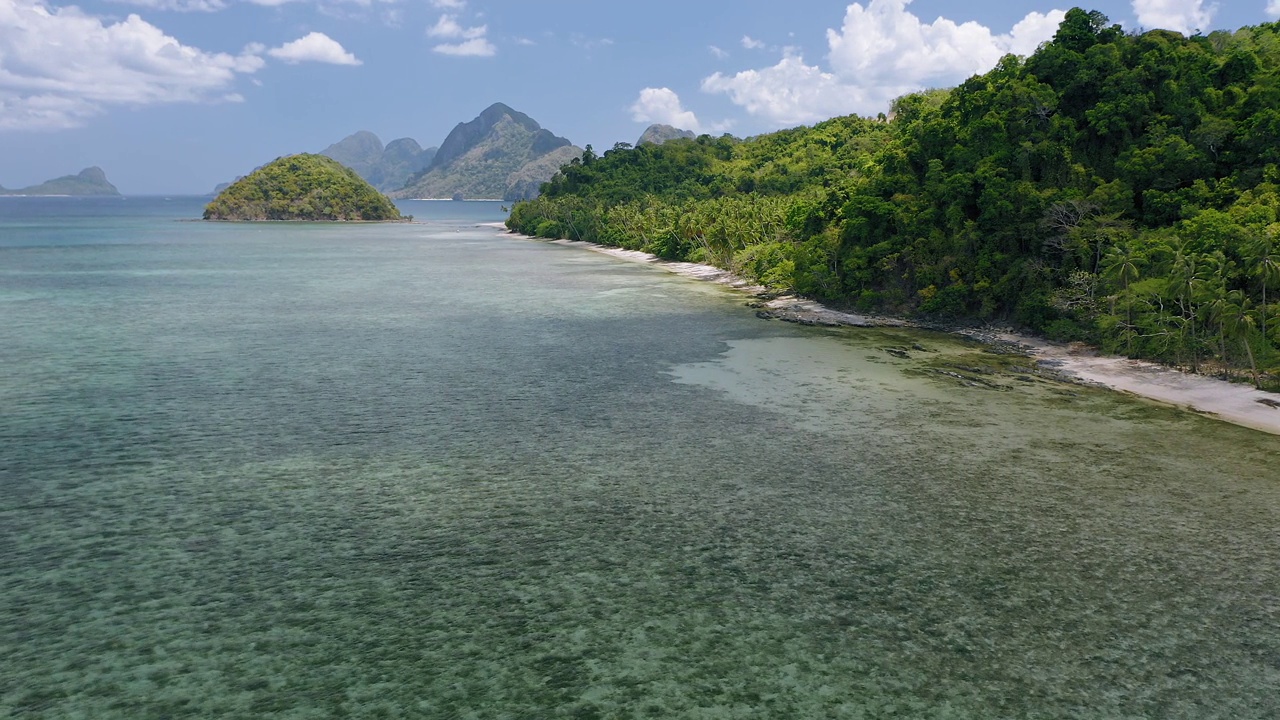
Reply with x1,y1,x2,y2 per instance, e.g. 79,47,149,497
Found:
1,0,1278,193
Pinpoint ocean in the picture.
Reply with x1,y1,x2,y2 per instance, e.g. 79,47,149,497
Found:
3,196,1279,718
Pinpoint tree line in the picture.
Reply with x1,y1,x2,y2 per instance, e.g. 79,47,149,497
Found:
509,9,1280,388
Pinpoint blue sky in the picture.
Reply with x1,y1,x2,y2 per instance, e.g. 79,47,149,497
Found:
1,0,1276,193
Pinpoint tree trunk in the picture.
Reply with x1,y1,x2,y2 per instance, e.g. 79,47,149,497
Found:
1243,335,1261,389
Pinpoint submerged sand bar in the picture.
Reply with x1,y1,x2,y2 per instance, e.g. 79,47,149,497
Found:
489,224,1280,437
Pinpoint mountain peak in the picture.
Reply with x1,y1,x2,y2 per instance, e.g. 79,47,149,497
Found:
77,166,110,183
431,103,548,171
394,104,579,201
638,124,696,146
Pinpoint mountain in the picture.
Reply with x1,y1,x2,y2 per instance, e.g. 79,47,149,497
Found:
367,138,437,192
320,132,437,193
0,167,120,196
320,131,384,178
203,154,403,222
637,124,696,146
392,103,580,201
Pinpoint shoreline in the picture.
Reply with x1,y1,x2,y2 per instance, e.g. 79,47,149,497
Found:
495,226,1280,437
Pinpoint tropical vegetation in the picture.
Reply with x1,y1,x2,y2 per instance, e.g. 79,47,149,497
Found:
204,154,403,222
509,9,1280,388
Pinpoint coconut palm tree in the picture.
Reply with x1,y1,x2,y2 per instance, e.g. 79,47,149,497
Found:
1246,228,1280,350
1103,241,1145,355
1224,290,1262,388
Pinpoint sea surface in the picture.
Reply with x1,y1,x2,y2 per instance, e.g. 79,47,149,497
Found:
3,196,1280,718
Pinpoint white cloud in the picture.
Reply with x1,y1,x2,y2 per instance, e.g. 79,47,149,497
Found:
426,12,492,55
114,0,228,11
432,37,495,57
630,87,701,132
702,0,1066,126
702,55,863,127
113,0,400,13
267,32,361,65
1131,0,1216,34
431,0,464,7
710,45,728,59
1269,1,1280,19
741,35,765,50
0,0,263,130
427,14,486,40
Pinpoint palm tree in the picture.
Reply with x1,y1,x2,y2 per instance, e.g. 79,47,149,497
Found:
1224,290,1262,388
1167,241,1202,371
1103,242,1145,356
1203,251,1235,374
1246,228,1280,351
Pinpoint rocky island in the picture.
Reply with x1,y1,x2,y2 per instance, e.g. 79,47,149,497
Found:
203,154,404,222
0,167,120,196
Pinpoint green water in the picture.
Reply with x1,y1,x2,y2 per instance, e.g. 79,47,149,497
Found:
3,198,1279,718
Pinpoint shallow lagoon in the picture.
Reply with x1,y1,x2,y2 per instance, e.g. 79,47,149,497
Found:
3,199,1279,718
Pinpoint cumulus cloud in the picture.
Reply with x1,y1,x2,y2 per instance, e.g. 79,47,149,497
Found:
709,45,729,59
0,0,263,130
1269,1,1280,19
115,0,229,11
433,37,495,56
1131,0,1216,34
630,87,702,132
430,0,464,7
702,55,863,127
702,0,1066,126
741,35,765,50
113,0,384,11
427,14,485,40
427,11,494,56
268,32,361,65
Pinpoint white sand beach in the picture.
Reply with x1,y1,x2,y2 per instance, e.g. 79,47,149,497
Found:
493,226,1280,437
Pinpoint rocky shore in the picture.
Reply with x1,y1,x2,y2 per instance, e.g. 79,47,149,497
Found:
496,227,1280,437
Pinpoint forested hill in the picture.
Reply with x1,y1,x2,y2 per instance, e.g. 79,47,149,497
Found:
204,154,403,222
509,9,1280,387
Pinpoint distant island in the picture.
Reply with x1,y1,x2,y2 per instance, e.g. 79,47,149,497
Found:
0,167,120,196
203,154,403,222
391,102,581,202
320,132,438,193
638,124,696,146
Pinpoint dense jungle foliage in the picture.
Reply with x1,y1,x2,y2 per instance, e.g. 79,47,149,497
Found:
509,9,1280,387
204,154,403,222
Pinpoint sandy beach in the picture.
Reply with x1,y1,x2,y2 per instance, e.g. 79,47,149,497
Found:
488,225,1280,437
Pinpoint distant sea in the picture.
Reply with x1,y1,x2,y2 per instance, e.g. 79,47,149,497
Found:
3,196,1280,718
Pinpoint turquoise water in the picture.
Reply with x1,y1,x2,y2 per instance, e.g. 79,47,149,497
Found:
3,198,1280,718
